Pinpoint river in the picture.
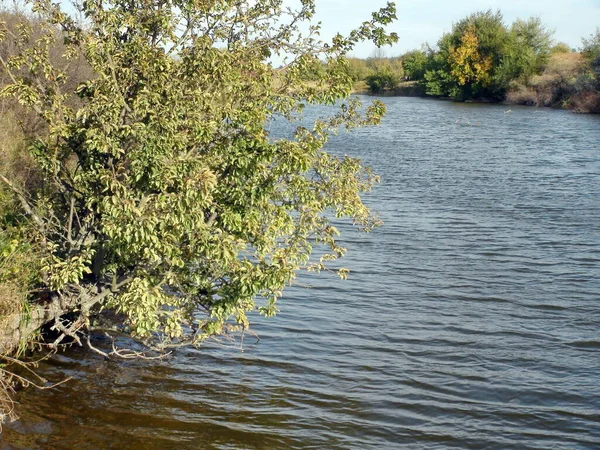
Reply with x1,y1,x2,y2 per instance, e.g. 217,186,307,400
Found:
3,97,600,449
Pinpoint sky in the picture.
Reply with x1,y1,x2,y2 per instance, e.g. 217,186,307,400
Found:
310,0,600,58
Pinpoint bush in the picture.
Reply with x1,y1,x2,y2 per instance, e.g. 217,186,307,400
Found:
366,69,400,93
401,49,427,81
570,91,600,113
505,85,538,106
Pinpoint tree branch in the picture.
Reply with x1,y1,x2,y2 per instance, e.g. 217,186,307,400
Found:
0,172,46,233
67,196,75,245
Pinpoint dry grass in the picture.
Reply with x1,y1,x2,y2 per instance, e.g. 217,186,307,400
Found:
0,283,23,320
505,85,554,107
0,109,39,190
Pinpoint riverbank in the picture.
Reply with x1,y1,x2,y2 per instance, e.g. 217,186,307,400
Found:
348,14,600,114
353,81,425,97
354,81,600,113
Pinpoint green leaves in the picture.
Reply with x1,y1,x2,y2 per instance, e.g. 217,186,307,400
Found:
0,0,394,348
419,10,555,101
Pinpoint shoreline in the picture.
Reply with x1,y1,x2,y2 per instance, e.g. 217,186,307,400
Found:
353,84,600,114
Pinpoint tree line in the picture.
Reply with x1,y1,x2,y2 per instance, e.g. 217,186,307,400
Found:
349,10,600,112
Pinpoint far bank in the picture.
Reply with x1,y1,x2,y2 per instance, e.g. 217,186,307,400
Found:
353,79,600,114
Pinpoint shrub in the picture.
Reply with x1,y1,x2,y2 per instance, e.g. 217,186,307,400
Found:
570,91,600,113
366,69,400,93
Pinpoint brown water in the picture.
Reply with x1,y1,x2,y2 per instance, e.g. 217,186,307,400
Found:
2,97,600,449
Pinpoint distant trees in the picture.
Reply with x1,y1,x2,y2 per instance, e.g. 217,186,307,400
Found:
581,29,600,76
572,28,600,112
419,10,553,101
550,42,572,55
401,49,427,81
343,11,598,111
347,53,403,93
365,68,400,93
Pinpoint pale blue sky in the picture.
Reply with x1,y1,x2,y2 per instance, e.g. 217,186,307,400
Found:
311,0,600,57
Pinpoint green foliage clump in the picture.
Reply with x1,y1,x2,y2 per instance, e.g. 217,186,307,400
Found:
550,43,572,55
365,68,400,93
346,58,370,82
0,0,398,349
581,29,600,77
420,10,554,100
0,112,41,321
401,49,427,81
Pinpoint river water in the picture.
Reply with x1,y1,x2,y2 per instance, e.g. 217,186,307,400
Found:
3,97,600,449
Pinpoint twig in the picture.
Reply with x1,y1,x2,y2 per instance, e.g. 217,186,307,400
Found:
67,196,75,244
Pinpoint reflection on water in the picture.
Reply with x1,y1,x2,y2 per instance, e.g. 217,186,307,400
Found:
3,98,600,449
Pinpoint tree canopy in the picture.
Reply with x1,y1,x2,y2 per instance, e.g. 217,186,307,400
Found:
0,0,398,352
419,10,554,100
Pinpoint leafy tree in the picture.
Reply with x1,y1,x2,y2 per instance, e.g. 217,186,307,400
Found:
365,67,399,93
581,28,600,75
448,25,492,87
422,11,556,101
401,49,427,81
498,17,554,85
422,10,509,100
510,17,553,70
0,0,398,351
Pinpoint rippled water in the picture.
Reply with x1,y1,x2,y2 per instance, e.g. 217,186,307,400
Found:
3,97,600,449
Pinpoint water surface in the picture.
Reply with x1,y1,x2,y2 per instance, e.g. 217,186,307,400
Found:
3,97,600,449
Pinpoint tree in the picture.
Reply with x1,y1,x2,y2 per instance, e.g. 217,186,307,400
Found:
0,0,398,352
581,28,600,75
365,67,400,93
421,11,555,101
499,17,554,84
422,10,508,100
510,17,553,69
448,25,492,87
401,49,427,81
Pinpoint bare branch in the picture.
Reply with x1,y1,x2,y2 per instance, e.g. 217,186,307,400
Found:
67,196,75,244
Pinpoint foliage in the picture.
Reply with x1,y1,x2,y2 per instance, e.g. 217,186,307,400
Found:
365,67,399,93
550,42,571,55
342,10,597,111
0,0,398,349
447,25,492,87
0,112,41,321
581,28,600,77
422,10,509,100
346,57,370,82
509,17,553,73
401,49,427,81
508,51,600,112
414,10,556,101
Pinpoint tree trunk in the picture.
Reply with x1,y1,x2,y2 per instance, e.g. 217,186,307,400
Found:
0,289,100,354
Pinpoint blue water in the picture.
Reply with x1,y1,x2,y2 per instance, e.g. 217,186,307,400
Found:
4,97,600,449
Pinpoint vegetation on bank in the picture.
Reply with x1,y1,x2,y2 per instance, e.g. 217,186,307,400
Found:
349,11,600,112
0,0,398,418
